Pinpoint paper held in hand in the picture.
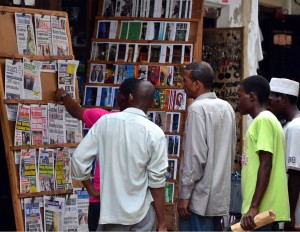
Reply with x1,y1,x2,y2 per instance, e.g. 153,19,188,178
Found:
231,210,276,232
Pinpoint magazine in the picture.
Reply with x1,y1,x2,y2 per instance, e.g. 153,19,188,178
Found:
98,87,113,107
48,103,65,144
15,104,31,146
73,188,89,232
35,14,52,56
24,198,43,232
51,16,69,56
166,135,180,156
63,195,79,231
96,20,118,39
23,58,43,100
57,60,79,99
20,149,37,193
89,64,106,83
15,13,36,55
30,104,48,145
165,158,178,180
37,148,55,192
44,196,65,232
166,112,181,133
65,111,83,143
172,89,186,110
55,148,72,190
83,86,99,106
164,182,174,203
5,59,24,121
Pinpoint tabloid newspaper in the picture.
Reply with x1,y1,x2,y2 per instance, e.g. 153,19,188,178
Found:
65,111,83,143
37,148,55,192
55,148,72,190
41,61,57,73
20,149,37,193
47,103,65,144
51,16,69,56
14,104,31,146
34,14,52,56
44,196,65,232
23,58,43,100
30,104,48,145
24,198,43,231
5,59,24,121
57,60,79,99
15,13,36,55
63,195,79,231
73,188,89,231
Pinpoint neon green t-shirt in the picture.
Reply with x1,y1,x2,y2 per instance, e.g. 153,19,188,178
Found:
241,111,290,222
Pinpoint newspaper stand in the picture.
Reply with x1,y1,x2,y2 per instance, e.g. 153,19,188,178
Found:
0,6,81,231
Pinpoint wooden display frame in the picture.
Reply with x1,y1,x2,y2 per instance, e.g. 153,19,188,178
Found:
0,6,79,231
85,0,205,230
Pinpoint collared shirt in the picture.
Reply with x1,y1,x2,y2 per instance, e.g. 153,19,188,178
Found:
179,92,236,216
72,107,168,225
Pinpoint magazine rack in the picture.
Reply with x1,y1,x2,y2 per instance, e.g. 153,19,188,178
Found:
83,0,204,230
0,6,80,231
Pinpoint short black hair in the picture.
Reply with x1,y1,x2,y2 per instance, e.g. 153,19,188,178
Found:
240,75,270,104
185,61,214,88
119,78,142,100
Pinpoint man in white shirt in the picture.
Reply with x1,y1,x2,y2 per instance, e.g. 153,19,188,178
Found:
72,78,168,231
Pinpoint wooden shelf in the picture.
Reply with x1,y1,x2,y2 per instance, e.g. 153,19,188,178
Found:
95,16,200,22
91,38,196,44
10,143,80,151
3,99,81,104
86,60,192,66
18,189,73,199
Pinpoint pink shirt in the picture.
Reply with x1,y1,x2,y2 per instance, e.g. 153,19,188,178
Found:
83,108,110,202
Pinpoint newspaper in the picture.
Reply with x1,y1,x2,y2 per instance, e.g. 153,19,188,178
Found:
15,13,36,55
20,149,37,193
44,196,65,232
23,58,43,100
41,61,57,73
63,195,79,231
15,104,31,146
57,60,79,99
34,14,52,56
37,148,55,192
30,104,48,145
51,16,69,56
55,148,72,190
73,188,89,232
5,59,24,121
48,103,65,144
24,198,43,232
65,111,83,143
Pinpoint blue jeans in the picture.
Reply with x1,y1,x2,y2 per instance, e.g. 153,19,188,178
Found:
179,213,222,231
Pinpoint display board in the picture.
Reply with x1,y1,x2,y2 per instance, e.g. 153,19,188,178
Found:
83,0,204,230
0,6,85,231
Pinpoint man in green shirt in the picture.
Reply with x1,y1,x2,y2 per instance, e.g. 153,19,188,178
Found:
237,75,290,231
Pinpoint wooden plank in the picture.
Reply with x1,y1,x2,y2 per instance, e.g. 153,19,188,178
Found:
10,142,80,151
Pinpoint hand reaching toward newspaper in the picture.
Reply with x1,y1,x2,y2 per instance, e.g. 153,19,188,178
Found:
55,88,68,102
240,206,258,231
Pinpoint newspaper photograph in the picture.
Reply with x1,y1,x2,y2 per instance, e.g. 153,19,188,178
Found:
65,111,82,143
63,195,79,231
73,188,89,232
44,196,65,232
15,13,36,55
30,104,48,145
14,104,31,146
57,60,79,99
41,61,57,73
35,14,52,56
48,103,65,144
51,16,69,56
55,148,72,190
37,148,55,192
5,59,24,121
24,198,43,232
23,58,43,100
20,149,37,193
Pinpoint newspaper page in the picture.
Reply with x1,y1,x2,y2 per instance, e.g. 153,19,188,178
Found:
20,149,37,193
37,148,55,192
51,16,69,56
44,196,65,232
73,188,89,232
41,61,57,73
35,14,52,56
65,111,83,143
24,198,43,232
48,103,65,144
15,104,31,146
63,195,79,231
15,13,36,55
30,104,48,145
23,58,43,100
57,60,79,99
5,59,24,121
55,148,72,190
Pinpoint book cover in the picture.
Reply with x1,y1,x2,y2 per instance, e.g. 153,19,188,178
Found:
84,86,98,106
172,45,183,64
128,22,142,40
97,43,109,60
167,135,180,156
89,64,106,83
153,89,161,108
148,65,160,86
104,64,116,83
173,89,186,110
175,22,189,41
112,87,119,108
120,0,133,16
114,64,135,83
127,44,136,62
173,66,184,87
116,43,128,61
137,65,148,80
171,113,181,132
164,182,174,203
108,43,117,61
164,23,176,41
183,44,193,64
147,111,155,122
99,87,113,107
160,66,173,86
154,111,166,131
97,20,118,39
102,0,117,16
140,22,148,40
165,158,178,180
174,135,180,156
170,0,180,18
119,21,129,39
137,45,149,62
149,45,161,63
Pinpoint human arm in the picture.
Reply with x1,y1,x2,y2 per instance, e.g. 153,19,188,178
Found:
55,88,84,120
81,179,100,199
150,187,167,232
240,151,272,231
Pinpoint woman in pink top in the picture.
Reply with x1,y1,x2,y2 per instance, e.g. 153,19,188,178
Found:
56,88,113,231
